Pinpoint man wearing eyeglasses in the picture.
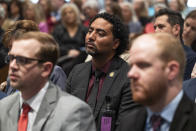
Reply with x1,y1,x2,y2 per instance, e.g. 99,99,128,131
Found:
0,32,95,131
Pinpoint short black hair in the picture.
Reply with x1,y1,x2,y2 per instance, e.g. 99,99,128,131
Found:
155,8,184,42
89,12,129,56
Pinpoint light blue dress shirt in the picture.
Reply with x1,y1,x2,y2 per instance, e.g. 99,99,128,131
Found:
145,90,183,131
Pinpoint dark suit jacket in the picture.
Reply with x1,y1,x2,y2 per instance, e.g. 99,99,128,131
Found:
120,94,196,131
0,82,96,131
66,56,139,130
0,91,6,100
183,78,196,101
183,45,196,80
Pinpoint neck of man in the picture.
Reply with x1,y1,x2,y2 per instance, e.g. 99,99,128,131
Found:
21,79,47,100
92,53,115,69
149,81,182,112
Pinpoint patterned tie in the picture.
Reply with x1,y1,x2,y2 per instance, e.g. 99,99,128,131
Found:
18,103,31,131
150,114,164,131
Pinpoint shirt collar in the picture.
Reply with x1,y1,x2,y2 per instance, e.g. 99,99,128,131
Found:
19,81,49,113
146,90,183,124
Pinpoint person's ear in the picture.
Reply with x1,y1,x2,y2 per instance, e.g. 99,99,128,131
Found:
41,62,53,78
113,39,120,50
172,24,181,37
166,60,180,80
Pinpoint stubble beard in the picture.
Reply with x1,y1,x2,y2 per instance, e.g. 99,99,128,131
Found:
131,78,167,107
10,80,23,91
85,45,98,57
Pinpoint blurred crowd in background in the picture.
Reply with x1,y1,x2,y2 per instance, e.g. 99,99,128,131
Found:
0,0,196,82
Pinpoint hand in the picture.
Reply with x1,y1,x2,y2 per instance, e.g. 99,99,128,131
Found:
0,81,7,91
68,49,80,58
191,63,196,78
51,16,57,23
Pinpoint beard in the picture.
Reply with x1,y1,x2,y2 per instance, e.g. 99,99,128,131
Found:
10,79,23,91
85,43,99,57
131,77,167,106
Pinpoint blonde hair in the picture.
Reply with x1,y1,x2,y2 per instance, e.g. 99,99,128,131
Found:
60,3,81,25
120,1,138,22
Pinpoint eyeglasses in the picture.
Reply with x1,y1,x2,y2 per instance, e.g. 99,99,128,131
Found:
5,55,44,65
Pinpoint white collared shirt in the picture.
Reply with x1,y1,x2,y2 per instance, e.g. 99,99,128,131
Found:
19,81,49,131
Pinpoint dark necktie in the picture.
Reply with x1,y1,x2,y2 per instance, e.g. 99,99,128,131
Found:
18,103,31,131
150,114,164,131
88,70,103,112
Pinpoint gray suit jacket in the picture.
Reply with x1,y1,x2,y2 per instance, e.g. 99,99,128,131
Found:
0,82,96,131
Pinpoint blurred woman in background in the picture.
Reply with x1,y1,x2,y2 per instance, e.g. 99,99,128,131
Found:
105,2,123,20
52,3,88,75
23,1,49,33
8,0,23,21
133,0,150,27
38,0,55,33
120,2,142,37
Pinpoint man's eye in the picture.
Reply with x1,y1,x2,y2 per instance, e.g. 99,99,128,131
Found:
88,28,93,33
137,63,151,69
98,32,105,37
158,25,164,29
17,57,28,64
9,55,14,61
185,23,190,27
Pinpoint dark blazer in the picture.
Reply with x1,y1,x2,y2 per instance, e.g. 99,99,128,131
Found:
0,82,96,131
0,91,6,100
66,56,139,130
120,94,196,131
183,78,196,101
183,45,196,80
50,65,67,90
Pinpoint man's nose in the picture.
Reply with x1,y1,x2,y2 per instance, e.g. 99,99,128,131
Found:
127,65,139,80
9,59,19,70
88,31,96,41
154,28,161,33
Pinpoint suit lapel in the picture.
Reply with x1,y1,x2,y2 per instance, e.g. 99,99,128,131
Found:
120,107,146,131
94,57,121,118
33,82,58,131
135,108,147,131
8,94,20,131
170,94,193,131
76,62,92,100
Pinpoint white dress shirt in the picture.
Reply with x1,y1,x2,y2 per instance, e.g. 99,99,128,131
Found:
19,81,49,131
